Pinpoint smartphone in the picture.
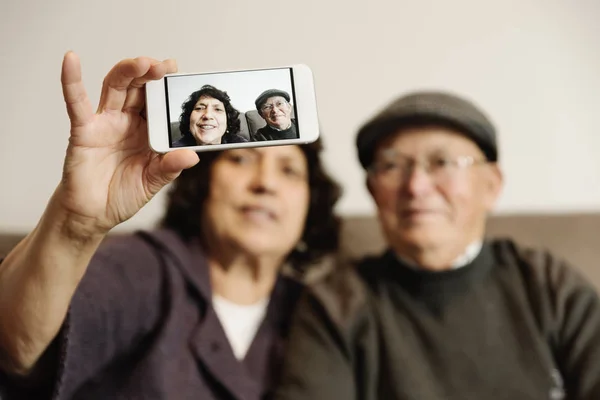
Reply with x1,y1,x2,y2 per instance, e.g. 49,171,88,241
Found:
145,64,320,153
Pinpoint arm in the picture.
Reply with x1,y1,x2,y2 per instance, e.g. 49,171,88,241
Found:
0,52,198,380
546,256,600,399
0,234,166,398
273,293,357,400
0,190,106,377
273,267,376,400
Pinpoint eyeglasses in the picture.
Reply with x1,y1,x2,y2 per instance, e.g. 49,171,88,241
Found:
260,100,288,113
368,153,489,185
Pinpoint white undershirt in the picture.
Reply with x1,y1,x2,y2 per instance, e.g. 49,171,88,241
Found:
451,240,483,268
212,295,270,360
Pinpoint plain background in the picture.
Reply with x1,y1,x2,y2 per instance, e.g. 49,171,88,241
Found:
1,0,599,233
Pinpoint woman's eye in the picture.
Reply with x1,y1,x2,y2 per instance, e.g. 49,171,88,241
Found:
230,155,247,164
283,166,305,179
228,152,254,165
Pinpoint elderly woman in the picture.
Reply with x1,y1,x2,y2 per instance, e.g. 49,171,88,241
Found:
172,84,248,147
0,53,340,399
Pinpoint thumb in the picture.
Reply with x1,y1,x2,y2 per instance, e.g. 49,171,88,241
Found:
145,150,200,196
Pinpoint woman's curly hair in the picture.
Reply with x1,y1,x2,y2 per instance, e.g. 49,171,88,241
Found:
178,85,242,141
160,139,342,272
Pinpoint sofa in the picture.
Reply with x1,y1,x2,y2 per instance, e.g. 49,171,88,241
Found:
1,212,599,288
169,109,295,143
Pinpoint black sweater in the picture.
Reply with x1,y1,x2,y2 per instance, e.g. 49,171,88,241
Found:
273,239,600,400
253,120,298,141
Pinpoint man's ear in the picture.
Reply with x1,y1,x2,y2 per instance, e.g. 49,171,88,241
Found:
483,163,504,210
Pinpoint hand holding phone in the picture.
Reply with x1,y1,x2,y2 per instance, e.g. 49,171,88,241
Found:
54,52,199,239
145,64,320,153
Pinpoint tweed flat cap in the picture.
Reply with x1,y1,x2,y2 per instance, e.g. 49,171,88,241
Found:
356,90,498,169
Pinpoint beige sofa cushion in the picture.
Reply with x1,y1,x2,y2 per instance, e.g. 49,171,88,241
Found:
245,109,268,137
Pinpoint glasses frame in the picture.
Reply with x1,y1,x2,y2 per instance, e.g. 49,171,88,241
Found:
367,153,490,186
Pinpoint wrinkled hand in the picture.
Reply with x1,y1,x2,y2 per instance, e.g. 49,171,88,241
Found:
55,52,199,237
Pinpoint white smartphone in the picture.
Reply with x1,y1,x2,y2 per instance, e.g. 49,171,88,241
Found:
145,64,320,153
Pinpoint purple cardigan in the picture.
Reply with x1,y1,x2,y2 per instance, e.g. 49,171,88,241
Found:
0,229,304,399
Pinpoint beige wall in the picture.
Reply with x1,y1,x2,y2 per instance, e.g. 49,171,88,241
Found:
1,0,599,233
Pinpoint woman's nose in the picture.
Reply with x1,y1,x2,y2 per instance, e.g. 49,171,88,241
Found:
250,162,278,194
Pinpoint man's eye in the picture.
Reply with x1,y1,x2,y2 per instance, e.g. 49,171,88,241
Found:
432,158,450,167
381,162,398,170
373,161,400,173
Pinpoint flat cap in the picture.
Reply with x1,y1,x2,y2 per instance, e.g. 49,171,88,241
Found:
255,89,291,111
356,90,498,169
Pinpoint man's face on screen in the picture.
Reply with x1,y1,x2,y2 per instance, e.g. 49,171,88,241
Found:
189,95,228,145
259,96,292,130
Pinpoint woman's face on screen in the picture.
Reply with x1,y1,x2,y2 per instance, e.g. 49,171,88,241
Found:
189,95,228,145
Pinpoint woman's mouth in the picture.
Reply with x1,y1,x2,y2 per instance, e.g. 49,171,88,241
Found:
197,124,217,130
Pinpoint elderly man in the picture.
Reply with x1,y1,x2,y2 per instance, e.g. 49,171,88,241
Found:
273,91,600,400
252,89,297,141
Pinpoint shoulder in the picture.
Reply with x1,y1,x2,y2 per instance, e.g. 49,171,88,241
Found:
254,132,267,141
87,229,193,287
300,254,375,331
489,238,585,281
256,125,273,136
489,238,599,305
93,230,165,267
252,128,270,141
222,133,248,143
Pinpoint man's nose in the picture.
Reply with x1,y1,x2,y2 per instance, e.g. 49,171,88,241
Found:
403,164,435,196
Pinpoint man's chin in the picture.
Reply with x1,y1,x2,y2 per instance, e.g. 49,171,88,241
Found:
269,121,291,130
392,227,447,248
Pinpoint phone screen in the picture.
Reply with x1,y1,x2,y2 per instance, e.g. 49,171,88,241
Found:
163,68,299,148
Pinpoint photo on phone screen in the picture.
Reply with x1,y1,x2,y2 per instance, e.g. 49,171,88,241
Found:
145,64,319,153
